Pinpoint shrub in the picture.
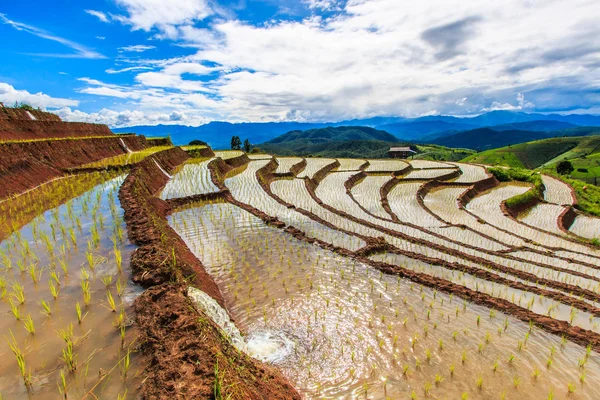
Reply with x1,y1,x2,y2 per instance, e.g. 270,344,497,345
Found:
556,160,574,175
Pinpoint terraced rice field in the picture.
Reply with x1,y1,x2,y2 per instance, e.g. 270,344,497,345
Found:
0,174,142,399
158,155,600,398
3,150,600,399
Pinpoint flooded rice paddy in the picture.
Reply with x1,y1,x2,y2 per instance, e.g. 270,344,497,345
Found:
0,174,142,399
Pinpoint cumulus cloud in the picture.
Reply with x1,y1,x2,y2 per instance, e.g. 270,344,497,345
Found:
0,83,79,109
70,0,600,123
55,106,209,127
113,0,212,34
421,16,482,60
481,93,535,112
303,0,342,11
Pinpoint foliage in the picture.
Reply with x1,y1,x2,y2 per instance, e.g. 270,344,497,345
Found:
488,167,544,210
243,138,251,153
413,144,475,162
230,136,242,150
556,160,574,175
13,101,37,111
189,139,207,146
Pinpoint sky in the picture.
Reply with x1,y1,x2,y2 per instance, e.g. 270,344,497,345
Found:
0,0,599,127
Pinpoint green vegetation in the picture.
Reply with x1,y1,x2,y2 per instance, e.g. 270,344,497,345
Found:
556,160,574,175
261,126,471,159
488,167,543,210
414,144,475,162
464,134,600,217
12,102,37,111
431,126,600,152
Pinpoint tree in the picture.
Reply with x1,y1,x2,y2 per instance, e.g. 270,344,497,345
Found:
189,139,207,146
556,160,574,175
230,136,241,150
243,139,251,153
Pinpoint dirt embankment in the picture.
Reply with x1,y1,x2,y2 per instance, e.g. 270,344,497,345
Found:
0,136,148,199
118,147,222,299
558,207,578,232
0,107,61,122
136,284,301,400
184,146,216,158
119,148,300,399
146,137,173,147
0,120,114,141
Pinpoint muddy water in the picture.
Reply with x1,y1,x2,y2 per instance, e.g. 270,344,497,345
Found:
0,176,143,399
171,201,600,399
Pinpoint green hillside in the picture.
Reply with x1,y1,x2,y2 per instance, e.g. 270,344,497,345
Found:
462,136,600,170
260,126,474,160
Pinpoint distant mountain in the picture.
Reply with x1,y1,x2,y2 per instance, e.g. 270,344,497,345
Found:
113,121,329,148
428,126,600,151
261,126,404,157
487,120,577,132
112,111,600,148
377,120,477,141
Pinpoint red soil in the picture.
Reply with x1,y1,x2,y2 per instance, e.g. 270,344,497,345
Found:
136,284,301,400
0,107,61,122
0,136,148,199
0,120,114,141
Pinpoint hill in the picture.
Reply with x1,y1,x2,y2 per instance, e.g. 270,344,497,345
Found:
428,126,600,151
483,120,577,132
113,110,600,148
261,126,401,158
462,135,600,170
259,126,475,160
376,120,476,140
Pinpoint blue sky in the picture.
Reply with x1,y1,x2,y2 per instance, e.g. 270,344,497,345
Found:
1,0,599,127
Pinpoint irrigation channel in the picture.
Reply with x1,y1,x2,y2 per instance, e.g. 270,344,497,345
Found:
165,156,600,399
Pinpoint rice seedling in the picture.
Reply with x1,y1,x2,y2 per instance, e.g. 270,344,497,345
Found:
57,369,68,399
49,280,60,299
106,291,117,312
9,299,21,320
6,331,32,387
61,341,77,372
40,299,51,316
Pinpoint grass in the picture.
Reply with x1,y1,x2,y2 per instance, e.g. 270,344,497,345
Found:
488,167,544,210
462,136,591,169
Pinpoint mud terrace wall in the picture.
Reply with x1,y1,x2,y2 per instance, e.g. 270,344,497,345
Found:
0,120,114,141
0,136,148,199
118,148,301,399
0,107,61,122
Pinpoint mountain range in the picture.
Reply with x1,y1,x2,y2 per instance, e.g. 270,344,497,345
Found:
112,110,600,149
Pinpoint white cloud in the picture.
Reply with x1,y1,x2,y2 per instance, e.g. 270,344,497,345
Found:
303,0,342,11
106,66,153,74
96,36,106,40
113,0,212,34
0,13,106,59
118,44,156,52
85,10,110,23
55,106,209,127
73,0,600,123
0,83,79,109
481,93,535,112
